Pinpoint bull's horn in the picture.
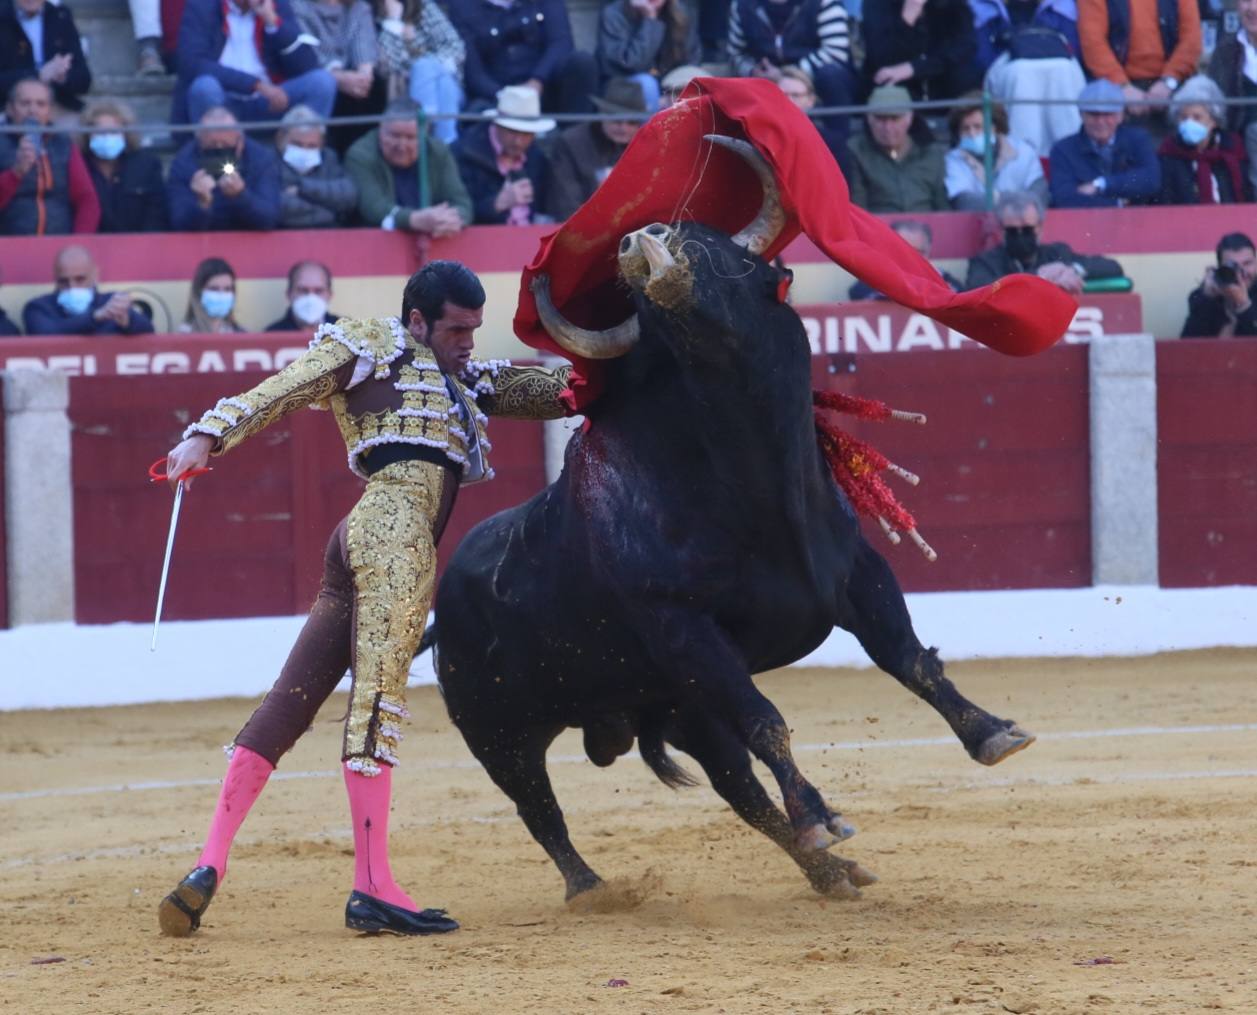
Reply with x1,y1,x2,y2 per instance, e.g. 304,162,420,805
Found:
530,274,640,360
703,134,786,256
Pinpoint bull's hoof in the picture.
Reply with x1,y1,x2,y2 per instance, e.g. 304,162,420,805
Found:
795,823,841,852
975,723,1036,766
846,862,879,887
563,873,604,902
825,813,857,841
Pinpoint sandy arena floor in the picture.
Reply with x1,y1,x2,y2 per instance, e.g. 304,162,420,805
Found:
3,650,1256,1014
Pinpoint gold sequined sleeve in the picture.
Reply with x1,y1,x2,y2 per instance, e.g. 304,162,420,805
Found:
475,364,573,421
182,338,359,455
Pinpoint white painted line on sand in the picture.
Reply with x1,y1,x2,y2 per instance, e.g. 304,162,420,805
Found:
4,721,1256,803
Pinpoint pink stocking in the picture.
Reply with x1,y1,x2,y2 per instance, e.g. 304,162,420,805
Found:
197,745,274,881
343,763,417,910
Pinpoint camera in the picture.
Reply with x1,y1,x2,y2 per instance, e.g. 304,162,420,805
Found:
1214,265,1239,287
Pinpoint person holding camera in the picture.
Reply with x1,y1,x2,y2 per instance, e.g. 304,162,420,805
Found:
1181,232,1257,338
0,78,100,237
451,84,553,225
167,106,282,231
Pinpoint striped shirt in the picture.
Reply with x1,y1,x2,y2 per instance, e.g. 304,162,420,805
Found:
728,0,851,79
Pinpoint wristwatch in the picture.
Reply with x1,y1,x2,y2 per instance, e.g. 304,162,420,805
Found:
1161,76,1179,91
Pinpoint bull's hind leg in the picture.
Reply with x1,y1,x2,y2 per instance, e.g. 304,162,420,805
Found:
669,711,878,898
837,541,1035,765
463,728,603,901
650,613,847,852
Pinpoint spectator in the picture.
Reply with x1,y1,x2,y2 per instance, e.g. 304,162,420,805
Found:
982,16,1086,154
660,63,704,108
23,244,154,336
275,105,357,228
180,257,245,333
128,0,165,76
698,0,732,62
777,65,853,178
728,0,858,134
1206,0,1257,198
970,0,1081,76
849,219,963,299
175,0,335,124
0,79,100,236
944,95,1047,210
543,77,646,222
451,0,600,116
81,99,168,233
1049,78,1160,207
1077,0,1200,118
374,0,465,145
846,85,949,213
597,0,702,113
293,0,383,151
863,0,982,101
345,97,472,234
0,0,91,112
452,85,554,226
0,267,22,335
964,189,1125,292
168,106,282,231
265,260,341,333
1157,75,1252,204
1181,232,1257,337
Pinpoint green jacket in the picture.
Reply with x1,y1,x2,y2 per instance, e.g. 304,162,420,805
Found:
847,134,948,214
345,129,473,230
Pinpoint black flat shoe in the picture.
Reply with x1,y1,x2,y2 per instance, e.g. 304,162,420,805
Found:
345,891,459,935
158,865,218,937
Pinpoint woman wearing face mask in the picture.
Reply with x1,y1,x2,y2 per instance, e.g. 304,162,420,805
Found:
944,96,1048,211
275,106,359,229
1157,75,1254,206
180,258,244,334
80,100,168,233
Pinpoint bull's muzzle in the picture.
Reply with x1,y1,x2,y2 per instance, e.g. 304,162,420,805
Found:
619,223,693,309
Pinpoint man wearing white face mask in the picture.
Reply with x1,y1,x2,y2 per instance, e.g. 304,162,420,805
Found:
275,104,357,229
23,244,154,336
266,260,340,333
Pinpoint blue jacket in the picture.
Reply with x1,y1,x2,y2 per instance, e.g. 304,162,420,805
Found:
968,0,1081,75
167,136,282,230
23,290,154,336
451,122,549,225
1048,123,1160,208
450,0,574,104
173,0,320,122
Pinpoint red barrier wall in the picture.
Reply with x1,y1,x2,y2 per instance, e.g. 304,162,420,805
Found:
67,370,545,624
1157,339,1257,588
812,343,1093,591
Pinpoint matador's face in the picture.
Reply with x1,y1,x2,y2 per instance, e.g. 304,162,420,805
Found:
413,301,483,374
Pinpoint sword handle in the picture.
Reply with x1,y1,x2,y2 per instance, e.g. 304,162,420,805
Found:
148,456,212,482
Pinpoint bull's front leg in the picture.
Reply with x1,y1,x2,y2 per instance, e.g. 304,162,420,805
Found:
837,540,1035,765
649,611,853,852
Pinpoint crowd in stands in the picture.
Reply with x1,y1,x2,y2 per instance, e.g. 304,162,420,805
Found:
0,0,1254,337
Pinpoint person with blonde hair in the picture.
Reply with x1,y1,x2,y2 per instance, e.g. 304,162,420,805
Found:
81,98,167,233
180,257,245,334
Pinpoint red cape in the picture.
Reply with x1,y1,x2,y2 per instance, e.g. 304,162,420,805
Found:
514,77,1077,412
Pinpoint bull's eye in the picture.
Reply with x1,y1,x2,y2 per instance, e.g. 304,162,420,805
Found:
620,236,632,253
645,224,667,237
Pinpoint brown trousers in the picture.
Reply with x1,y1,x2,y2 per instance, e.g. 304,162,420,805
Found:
233,459,447,769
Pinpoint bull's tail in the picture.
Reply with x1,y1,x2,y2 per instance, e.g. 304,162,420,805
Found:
638,707,699,790
414,622,436,657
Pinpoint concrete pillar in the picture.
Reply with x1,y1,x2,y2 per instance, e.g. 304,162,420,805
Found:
1089,334,1159,585
3,370,76,624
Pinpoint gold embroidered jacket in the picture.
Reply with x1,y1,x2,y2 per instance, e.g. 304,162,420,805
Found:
183,317,571,481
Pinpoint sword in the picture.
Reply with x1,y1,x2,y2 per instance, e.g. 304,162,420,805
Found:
148,457,211,652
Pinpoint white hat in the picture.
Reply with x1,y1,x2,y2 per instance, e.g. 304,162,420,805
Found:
487,85,557,134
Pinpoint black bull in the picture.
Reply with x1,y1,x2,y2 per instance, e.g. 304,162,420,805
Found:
433,149,1034,901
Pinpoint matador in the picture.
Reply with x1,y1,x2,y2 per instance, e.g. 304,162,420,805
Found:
158,261,570,938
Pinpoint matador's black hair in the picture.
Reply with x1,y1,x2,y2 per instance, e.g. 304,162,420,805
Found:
401,260,486,331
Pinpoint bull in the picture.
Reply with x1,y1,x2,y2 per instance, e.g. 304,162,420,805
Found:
432,136,1034,901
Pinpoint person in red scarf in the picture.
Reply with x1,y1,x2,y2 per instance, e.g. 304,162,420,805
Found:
1157,74,1254,204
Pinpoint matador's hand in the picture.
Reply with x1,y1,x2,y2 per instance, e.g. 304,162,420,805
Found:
165,434,214,490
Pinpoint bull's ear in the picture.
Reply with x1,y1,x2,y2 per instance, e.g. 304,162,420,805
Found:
775,267,794,304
